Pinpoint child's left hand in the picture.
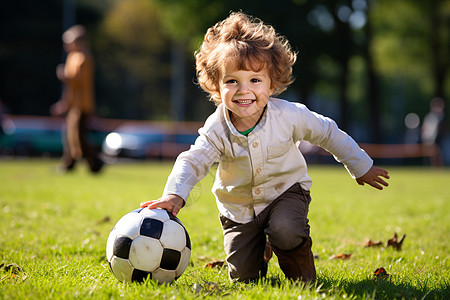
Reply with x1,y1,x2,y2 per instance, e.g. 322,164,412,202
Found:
356,166,390,190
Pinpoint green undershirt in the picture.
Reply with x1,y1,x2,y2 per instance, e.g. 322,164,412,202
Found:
237,125,257,136
236,106,267,137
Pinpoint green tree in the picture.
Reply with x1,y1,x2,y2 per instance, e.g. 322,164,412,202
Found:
372,0,450,113
94,0,171,119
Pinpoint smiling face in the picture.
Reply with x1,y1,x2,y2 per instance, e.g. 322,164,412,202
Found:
219,63,274,131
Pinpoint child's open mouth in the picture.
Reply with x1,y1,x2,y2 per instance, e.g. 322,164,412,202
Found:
234,99,255,106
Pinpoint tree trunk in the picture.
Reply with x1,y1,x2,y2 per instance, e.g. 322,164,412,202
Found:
334,7,352,132
364,2,382,143
430,0,448,103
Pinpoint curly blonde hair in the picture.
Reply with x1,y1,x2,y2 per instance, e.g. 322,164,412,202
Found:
195,12,297,105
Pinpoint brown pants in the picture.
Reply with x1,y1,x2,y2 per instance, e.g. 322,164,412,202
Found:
220,183,312,282
62,110,102,173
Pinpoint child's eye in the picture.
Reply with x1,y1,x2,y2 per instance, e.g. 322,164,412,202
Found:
251,78,261,83
225,79,237,84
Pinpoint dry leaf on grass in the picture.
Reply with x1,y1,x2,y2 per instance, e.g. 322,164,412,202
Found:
205,260,226,268
329,253,352,260
96,216,111,225
364,232,406,251
387,233,406,251
0,263,23,274
373,267,389,278
364,239,383,247
0,262,25,280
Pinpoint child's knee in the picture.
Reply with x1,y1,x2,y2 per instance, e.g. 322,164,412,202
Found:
266,217,309,250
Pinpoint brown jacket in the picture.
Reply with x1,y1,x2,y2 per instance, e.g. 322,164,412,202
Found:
63,50,95,114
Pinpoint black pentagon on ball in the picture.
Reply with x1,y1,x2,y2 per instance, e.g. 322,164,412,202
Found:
140,218,164,239
185,229,191,250
132,269,152,282
160,249,181,270
113,236,133,259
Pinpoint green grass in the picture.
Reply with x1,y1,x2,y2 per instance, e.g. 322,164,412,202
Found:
0,159,449,299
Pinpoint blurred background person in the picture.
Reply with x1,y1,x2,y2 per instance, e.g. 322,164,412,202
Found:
421,97,446,145
51,25,103,174
421,97,446,166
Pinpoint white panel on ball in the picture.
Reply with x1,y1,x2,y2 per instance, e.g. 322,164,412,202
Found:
159,220,186,251
129,236,163,271
140,208,170,222
152,268,176,284
113,212,142,240
110,256,133,282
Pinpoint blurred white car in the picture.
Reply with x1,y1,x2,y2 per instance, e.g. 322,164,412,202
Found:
102,122,199,160
102,123,167,159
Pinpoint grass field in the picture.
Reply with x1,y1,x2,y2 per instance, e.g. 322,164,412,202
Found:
0,159,449,299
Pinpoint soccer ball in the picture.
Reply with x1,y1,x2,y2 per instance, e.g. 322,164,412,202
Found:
106,208,191,284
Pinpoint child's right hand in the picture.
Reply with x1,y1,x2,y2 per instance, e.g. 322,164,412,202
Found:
140,194,184,217
356,166,390,190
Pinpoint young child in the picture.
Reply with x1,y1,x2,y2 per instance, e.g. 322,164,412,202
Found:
140,12,389,283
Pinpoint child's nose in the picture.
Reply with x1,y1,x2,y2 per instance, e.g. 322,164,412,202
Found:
237,83,250,93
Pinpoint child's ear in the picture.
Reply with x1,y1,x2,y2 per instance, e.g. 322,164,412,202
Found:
270,85,275,96
211,93,222,106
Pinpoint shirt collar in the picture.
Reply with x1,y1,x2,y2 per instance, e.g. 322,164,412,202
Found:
221,100,270,137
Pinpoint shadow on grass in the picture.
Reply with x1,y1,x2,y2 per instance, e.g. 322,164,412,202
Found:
318,277,450,299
